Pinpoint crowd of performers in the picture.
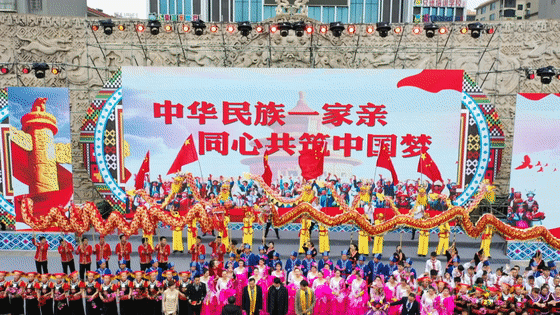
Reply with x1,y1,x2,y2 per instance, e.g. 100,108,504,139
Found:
507,188,545,229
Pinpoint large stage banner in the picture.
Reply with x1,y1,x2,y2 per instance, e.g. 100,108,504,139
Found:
122,68,463,193
509,93,560,233
8,87,73,227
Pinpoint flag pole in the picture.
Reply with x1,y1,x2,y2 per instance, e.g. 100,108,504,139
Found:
197,159,204,179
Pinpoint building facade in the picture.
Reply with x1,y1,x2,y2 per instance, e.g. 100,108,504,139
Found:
475,0,539,21
538,0,560,19
410,0,466,23
0,0,87,16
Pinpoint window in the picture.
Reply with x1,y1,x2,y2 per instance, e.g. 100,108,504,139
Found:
517,16,522,19
489,13,495,19
504,0,515,7
481,6,487,13
27,0,42,11
503,8,516,16
0,0,16,11
517,4,523,9
490,2,496,10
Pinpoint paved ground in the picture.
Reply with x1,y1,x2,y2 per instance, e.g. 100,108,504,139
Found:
0,226,511,274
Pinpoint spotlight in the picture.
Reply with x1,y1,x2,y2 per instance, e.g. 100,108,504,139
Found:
164,24,173,33
91,24,99,31
118,24,126,31
238,21,252,36
278,22,292,37
438,26,448,35
270,25,278,33
148,20,161,35
292,21,305,37
459,26,468,34
226,24,235,34
136,24,145,32
394,26,403,34
347,25,356,35
21,66,30,74
32,63,49,79
305,25,314,34
525,69,535,80
329,22,344,37
467,22,484,38
255,25,264,33
51,67,60,75
366,25,375,34
319,25,328,34
1,66,8,74
412,25,422,35
192,20,206,36
376,22,391,37
536,66,556,84
210,24,219,33
424,22,438,38
100,19,115,35
182,24,190,32
486,27,495,34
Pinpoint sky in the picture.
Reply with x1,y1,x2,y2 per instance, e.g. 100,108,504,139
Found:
86,0,482,18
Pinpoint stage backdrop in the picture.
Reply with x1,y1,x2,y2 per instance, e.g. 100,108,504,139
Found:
8,87,73,229
509,93,560,233
122,68,463,189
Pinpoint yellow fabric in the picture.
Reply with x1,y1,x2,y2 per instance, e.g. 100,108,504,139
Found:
418,230,430,256
436,223,450,255
248,285,257,315
416,192,427,207
358,230,369,255
243,216,254,246
318,224,330,253
480,226,493,257
372,218,383,254
299,219,311,253
143,233,154,248
301,186,315,203
172,212,183,252
219,216,230,249
187,219,197,251
299,287,312,312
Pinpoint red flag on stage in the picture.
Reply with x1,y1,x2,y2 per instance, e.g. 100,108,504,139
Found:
376,143,399,184
135,151,150,190
262,150,272,186
298,144,326,181
167,134,198,175
417,149,443,183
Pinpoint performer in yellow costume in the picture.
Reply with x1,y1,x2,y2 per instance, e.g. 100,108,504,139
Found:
418,212,430,256
372,213,385,254
143,232,154,248
171,209,184,252
301,184,315,203
243,210,255,246
318,223,330,253
219,213,231,250
187,218,197,251
480,225,493,258
359,214,370,255
436,222,450,256
299,217,311,253
359,185,371,207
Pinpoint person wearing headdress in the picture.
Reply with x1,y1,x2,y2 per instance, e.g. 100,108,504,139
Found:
84,271,101,315
480,225,494,258
116,271,132,315
317,252,331,273
169,208,184,254
417,212,431,257
358,214,370,256
146,260,163,282
176,271,190,315
131,271,147,315
0,271,9,313
368,254,385,283
435,221,450,256
53,273,70,315
365,284,387,315
187,217,198,254
299,216,312,254
316,223,330,254
243,209,256,247
404,258,417,279
38,273,55,315
268,251,282,270
285,252,302,278
8,270,26,315
336,251,353,279
372,213,385,255
434,286,455,315
68,271,85,315
146,270,163,315
24,272,40,315
240,245,260,274
301,251,316,277
99,274,118,315
95,259,112,283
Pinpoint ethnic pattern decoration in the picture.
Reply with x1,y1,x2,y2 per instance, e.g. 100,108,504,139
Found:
507,241,560,261
0,232,75,251
0,88,15,229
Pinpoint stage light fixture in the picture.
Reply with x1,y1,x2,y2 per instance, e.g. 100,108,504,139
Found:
347,25,356,35
412,25,422,35
394,26,403,34
366,25,375,34
100,19,115,35
51,67,60,75
21,67,30,74
182,24,190,32
270,25,278,33
118,24,126,31
292,21,306,37
536,66,556,84
459,26,468,34
319,25,328,34
486,27,495,34
238,21,252,36
438,26,448,35
192,20,206,36
148,20,161,35
329,22,345,37
424,22,439,38
227,24,235,34
278,22,292,37
210,24,219,33
32,63,49,79
1,66,8,74
136,24,145,32
164,24,173,33
305,25,314,35
91,24,99,31
376,22,391,37
255,25,264,33
467,22,484,38
525,69,535,80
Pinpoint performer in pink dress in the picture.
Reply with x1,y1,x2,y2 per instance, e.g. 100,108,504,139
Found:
348,271,369,315
312,271,332,315
383,276,400,315
215,271,235,307
269,262,286,286
255,258,269,276
233,260,248,306
287,268,305,315
200,270,218,315
322,263,333,280
365,285,388,315
256,268,270,315
434,287,455,315
307,265,319,287
329,269,347,315
420,286,439,315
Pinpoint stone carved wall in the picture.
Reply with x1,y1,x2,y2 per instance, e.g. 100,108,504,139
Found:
0,13,559,203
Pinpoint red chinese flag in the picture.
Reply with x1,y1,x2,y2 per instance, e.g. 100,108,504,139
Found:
376,143,399,184
417,149,443,183
167,135,198,175
298,144,326,181
262,150,273,186
135,151,150,190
